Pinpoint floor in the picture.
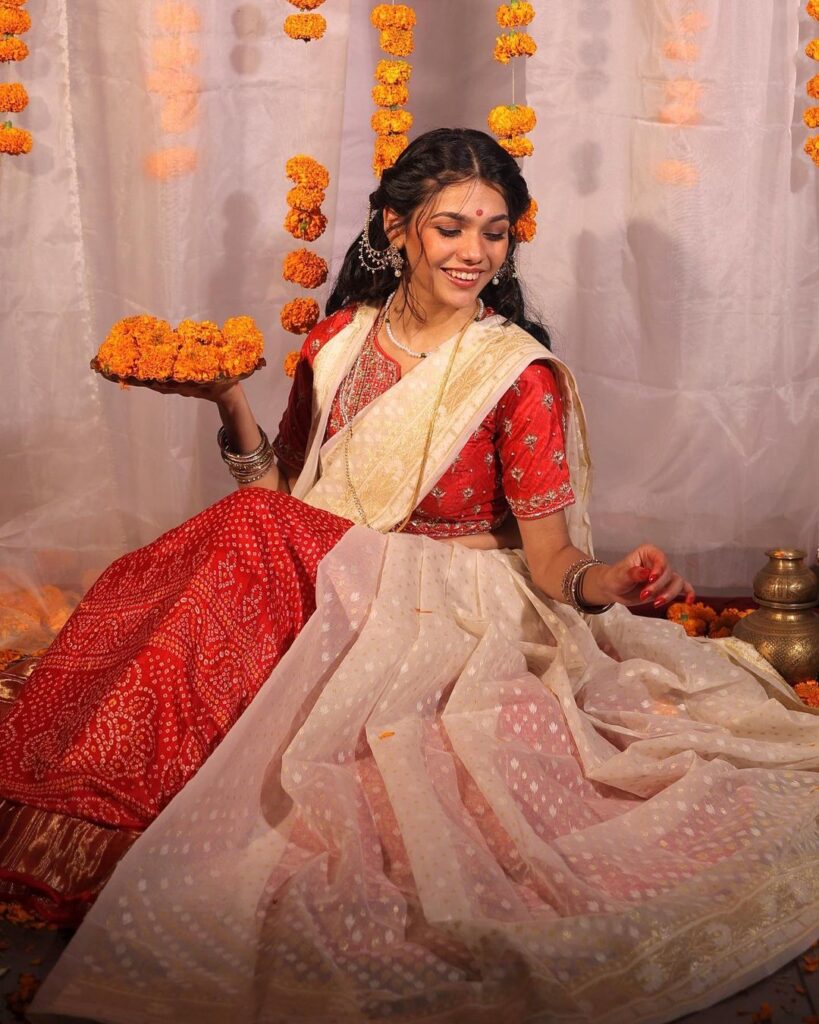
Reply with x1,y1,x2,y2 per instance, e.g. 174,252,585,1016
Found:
1,908,816,1023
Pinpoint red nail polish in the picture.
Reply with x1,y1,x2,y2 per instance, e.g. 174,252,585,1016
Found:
653,597,666,608
648,574,659,584
640,588,651,601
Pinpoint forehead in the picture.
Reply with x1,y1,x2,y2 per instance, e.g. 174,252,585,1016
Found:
425,179,508,217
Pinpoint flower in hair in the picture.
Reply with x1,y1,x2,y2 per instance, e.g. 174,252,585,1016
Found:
493,31,536,64
286,184,326,211
809,73,819,98
370,4,416,30
0,122,31,154
372,82,409,107
498,135,533,158
373,133,408,175
288,0,326,8
378,27,413,57
283,350,301,377
284,13,326,41
0,82,27,112
283,248,329,289
511,198,537,242
496,3,535,28
487,103,536,138
284,207,328,242
0,6,29,33
0,36,28,61
805,136,819,165
809,0,819,20
374,58,412,84
285,154,330,189
281,298,320,334
371,108,413,135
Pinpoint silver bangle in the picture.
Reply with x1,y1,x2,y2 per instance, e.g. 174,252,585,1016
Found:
217,425,274,483
561,556,613,615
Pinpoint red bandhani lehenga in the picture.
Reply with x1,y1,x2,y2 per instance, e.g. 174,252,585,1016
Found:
0,305,571,924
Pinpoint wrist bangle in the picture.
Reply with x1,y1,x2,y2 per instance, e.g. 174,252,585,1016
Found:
217,425,274,483
561,556,613,615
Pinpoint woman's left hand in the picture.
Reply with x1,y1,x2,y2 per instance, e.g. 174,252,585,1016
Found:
600,544,695,608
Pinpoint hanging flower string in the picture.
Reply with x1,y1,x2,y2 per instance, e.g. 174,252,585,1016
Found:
0,0,31,155
284,0,326,42
281,155,329,368
370,5,415,176
805,0,819,166
654,9,707,187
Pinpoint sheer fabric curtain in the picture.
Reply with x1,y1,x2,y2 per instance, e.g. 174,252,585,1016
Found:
0,0,817,614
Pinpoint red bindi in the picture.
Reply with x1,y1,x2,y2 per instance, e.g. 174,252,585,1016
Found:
475,209,483,216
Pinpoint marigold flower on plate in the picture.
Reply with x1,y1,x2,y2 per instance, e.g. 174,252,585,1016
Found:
284,13,326,40
511,197,537,242
496,2,535,28
375,58,412,85
0,7,30,33
173,319,224,380
498,135,533,158
372,82,409,107
379,27,413,57
809,0,819,21
286,184,325,211
493,31,536,64
794,680,819,707
487,103,536,138
285,154,330,189
97,316,173,378
667,601,717,637
221,315,265,376
283,248,329,289
288,0,326,8
371,108,413,135
808,74,819,99
0,36,28,62
371,4,416,30
283,350,300,377
160,93,199,134
145,145,198,180
373,133,408,175
0,122,31,154
805,135,819,165
708,607,753,639
152,37,200,68
284,207,328,241
155,1,201,33
0,82,27,112
281,298,320,335
663,39,700,62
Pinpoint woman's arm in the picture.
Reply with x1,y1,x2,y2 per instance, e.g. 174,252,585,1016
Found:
214,383,286,492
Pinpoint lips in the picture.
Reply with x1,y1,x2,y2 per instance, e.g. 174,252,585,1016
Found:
442,268,482,284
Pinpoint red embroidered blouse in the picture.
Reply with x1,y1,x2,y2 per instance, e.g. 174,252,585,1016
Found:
273,306,575,538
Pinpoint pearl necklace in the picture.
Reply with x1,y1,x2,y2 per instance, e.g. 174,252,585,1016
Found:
383,291,484,359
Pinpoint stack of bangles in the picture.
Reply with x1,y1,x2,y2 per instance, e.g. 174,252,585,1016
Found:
561,556,614,615
217,425,274,484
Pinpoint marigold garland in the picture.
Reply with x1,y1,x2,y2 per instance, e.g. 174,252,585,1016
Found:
160,93,198,134
152,37,200,68
662,39,700,63
0,82,27,112
0,7,29,33
511,198,537,242
0,122,31,154
809,0,819,20
805,136,819,165
0,0,29,7
372,82,409,107
374,58,412,85
285,154,330,189
284,207,327,242
373,134,409,176
282,248,329,289
370,4,416,30
286,184,326,211
288,0,326,8
496,2,535,28
0,36,28,62
498,135,533,158
284,13,326,41
803,106,819,128
493,31,536,64
283,350,301,377
378,27,413,57
809,74,819,99
488,103,536,137
371,108,413,135
280,298,320,335
155,1,201,33
370,10,414,176
145,145,198,180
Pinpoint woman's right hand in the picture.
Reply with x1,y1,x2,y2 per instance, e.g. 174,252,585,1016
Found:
145,380,242,404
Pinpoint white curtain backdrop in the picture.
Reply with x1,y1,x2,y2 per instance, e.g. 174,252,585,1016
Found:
1,0,817,607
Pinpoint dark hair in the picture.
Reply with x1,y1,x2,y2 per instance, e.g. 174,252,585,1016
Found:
326,127,550,348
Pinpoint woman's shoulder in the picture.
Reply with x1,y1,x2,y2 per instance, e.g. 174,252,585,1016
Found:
300,304,359,365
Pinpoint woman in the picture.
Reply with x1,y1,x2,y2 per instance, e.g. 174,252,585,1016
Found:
11,130,819,1023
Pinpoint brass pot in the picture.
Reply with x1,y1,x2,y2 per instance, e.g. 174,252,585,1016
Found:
733,549,819,684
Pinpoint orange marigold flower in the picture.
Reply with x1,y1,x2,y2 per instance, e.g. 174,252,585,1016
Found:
667,601,717,637
372,82,409,107
144,146,198,180
803,106,819,128
654,158,699,186
371,108,413,135
286,184,325,211
498,135,534,158
794,680,819,707
511,197,537,242
288,0,326,8
805,135,819,165
663,39,700,62
809,0,819,20
136,342,179,381
676,12,709,34
808,73,819,98
0,7,30,33
487,103,536,138
283,350,301,377
146,68,200,95
807,39,819,60
493,31,536,64
284,13,326,40
155,1,201,33
282,248,329,289
371,4,416,31
0,123,31,154
659,101,700,125
0,0,29,7
160,93,199,134
221,315,264,376
152,37,200,68
174,319,224,381
285,154,330,189
0,36,28,62
284,207,328,241
708,607,753,639
379,27,413,57
0,82,28,112
496,2,535,28
281,298,320,335
373,133,408,175
97,316,171,378
375,58,412,85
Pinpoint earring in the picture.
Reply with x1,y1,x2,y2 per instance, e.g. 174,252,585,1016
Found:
492,255,517,285
358,208,404,277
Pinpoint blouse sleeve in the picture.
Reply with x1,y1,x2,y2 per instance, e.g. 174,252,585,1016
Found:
496,361,576,519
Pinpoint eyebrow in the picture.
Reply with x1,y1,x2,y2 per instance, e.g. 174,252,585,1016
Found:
430,211,510,223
